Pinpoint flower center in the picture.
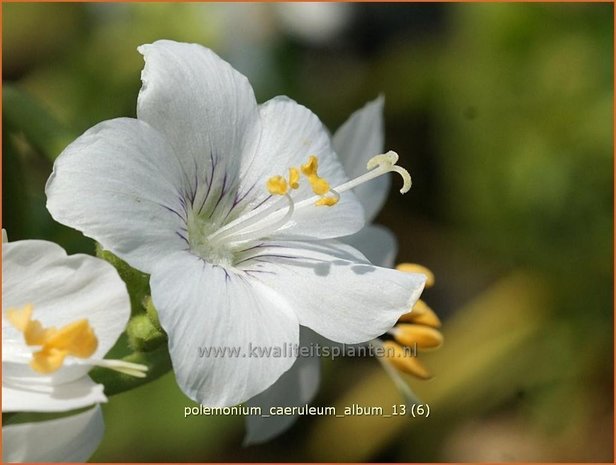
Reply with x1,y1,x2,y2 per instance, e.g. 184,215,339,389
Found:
205,151,411,249
6,304,147,377
186,213,236,267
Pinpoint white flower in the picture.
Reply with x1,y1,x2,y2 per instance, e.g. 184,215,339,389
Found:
2,406,104,463
244,96,397,444
2,237,146,412
2,235,145,462
45,40,425,407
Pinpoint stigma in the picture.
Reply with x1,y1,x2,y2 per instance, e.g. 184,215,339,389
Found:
7,304,148,378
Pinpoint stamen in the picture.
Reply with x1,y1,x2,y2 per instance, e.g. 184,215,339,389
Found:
399,299,441,328
371,339,421,405
46,319,98,358
314,188,340,207
289,168,300,189
207,169,299,246
90,359,148,378
266,176,288,196
389,324,443,350
6,304,35,333
7,305,98,374
315,197,338,207
300,155,319,177
300,155,339,206
308,175,330,196
220,194,295,246
6,305,147,378
382,340,431,379
31,348,67,374
396,263,435,288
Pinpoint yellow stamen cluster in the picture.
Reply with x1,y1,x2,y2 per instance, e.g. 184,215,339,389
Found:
382,264,443,380
266,155,338,206
6,304,98,374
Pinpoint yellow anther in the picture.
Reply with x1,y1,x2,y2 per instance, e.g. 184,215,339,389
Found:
399,299,441,328
45,319,98,358
392,324,443,350
315,196,339,207
32,347,68,374
7,305,52,345
6,304,98,374
288,168,300,190
308,175,330,196
7,304,34,332
301,155,319,177
298,155,338,205
396,263,435,288
382,341,431,379
266,176,288,196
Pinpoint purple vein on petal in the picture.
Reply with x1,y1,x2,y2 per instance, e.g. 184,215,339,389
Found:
159,203,187,223
208,170,228,219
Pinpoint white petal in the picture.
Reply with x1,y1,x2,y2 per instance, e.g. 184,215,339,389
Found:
137,40,261,210
244,327,321,445
150,251,299,407
46,118,189,273
238,96,365,239
333,96,389,221
236,240,425,344
2,377,106,413
2,405,104,462
2,240,130,386
340,224,398,267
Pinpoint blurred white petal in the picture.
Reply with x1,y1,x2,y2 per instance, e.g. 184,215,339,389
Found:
244,328,321,445
2,406,104,463
333,96,389,222
341,224,398,268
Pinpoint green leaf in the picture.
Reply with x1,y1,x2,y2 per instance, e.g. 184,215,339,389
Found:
2,134,29,239
3,85,75,161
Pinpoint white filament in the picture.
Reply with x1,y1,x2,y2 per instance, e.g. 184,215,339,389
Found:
89,359,149,378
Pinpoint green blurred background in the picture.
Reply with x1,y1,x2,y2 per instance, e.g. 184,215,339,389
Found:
3,2,613,462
